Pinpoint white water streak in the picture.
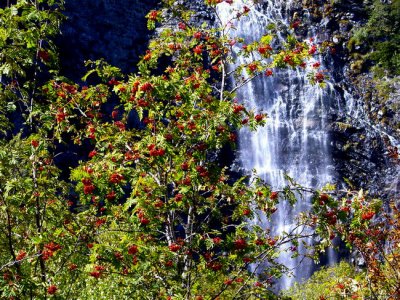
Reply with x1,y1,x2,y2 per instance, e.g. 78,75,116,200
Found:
217,0,337,290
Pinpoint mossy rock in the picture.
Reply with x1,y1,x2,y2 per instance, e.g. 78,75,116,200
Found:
350,60,364,73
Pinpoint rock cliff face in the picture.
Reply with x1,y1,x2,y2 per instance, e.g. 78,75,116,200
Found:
51,0,398,290
286,0,399,199
324,1,399,200
59,0,158,79
58,0,399,199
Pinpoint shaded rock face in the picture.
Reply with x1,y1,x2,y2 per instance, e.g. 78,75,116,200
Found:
59,0,158,79
286,0,399,200
53,0,157,177
322,2,400,200
56,0,398,197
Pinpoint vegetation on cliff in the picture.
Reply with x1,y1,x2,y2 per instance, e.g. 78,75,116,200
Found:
348,0,400,77
0,0,398,299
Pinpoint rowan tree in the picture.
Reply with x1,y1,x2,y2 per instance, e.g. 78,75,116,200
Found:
0,1,335,299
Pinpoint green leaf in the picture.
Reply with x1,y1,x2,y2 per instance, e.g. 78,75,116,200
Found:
6,102,16,112
260,35,273,45
81,69,96,82
11,7,18,16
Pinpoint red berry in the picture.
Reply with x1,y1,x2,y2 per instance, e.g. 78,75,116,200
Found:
165,260,173,267
224,279,233,285
154,199,164,208
47,285,57,295
178,22,186,30
248,63,257,72
255,239,264,246
234,238,247,250
336,283,345,289
41,249,54,261
95,265,106,272
140,82,153,92
362,211,374,221
140,217,150,225
165,133,173,141
319,193,329,202
243,257,252,263
291,20,301,29
108,78,120,86
193,32,202,39
128,245,138,255
157,148,165,156
315,72,324,83
169,243,181,252
137,99,149,107
148,10,159,21
175,194,183,202
38,50,50,62
114,252,124,261
16,251,26,261
44,242,61,251
81,178,92,186
213,237,222,244
258,46,267,55
56,108,66,122
83,184,95,195
233,104,245,114
207,261,223,271
89,271,101,279
31,140,39,148
312,62,321,68
193,45,203,55
95,218,106,227
265,69,273,77
114,121,125,131
183,177,191,186
243,208,251,216
270,191,279,200
255,114,264,122
106,191,116,201
109,173,124,184
308,45,317,55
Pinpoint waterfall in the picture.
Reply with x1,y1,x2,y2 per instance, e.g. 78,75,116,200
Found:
217,0,338,290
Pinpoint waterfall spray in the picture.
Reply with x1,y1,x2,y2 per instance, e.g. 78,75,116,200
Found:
217,0,338,290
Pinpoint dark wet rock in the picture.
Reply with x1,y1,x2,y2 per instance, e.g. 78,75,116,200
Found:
58,0,158,80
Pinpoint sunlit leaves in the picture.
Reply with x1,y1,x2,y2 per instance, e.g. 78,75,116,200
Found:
0,0,339,299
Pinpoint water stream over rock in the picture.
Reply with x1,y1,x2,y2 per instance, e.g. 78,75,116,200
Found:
218,0,339,290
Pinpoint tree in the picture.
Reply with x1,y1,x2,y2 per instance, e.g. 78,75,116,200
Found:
314,191,400,299
284,261,369,299
0,0,332,299
284,189,400,300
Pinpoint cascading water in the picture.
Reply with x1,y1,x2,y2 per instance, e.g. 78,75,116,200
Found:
217,0,338,290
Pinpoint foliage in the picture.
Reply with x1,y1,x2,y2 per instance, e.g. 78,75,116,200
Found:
347,0,400,77
0,0,64,134
0,0,341,299
283,261,369,299
307,189,400,299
